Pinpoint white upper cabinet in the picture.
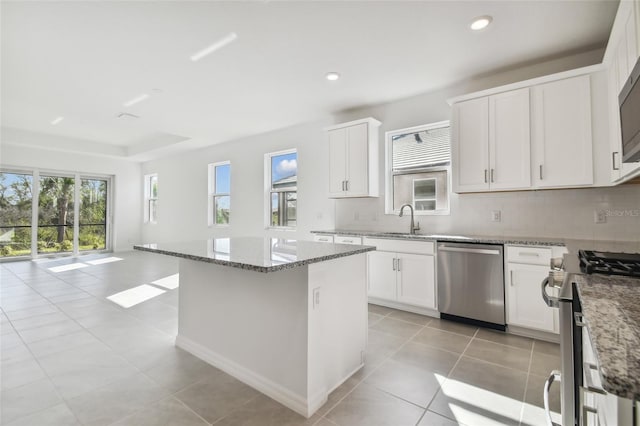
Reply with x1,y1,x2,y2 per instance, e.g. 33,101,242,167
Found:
531,75,594,188
452,97,490,192
326,118,381,198
489,88,531,190
453,88,530,193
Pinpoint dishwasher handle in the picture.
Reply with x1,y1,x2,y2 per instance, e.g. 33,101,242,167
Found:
437,246,501,255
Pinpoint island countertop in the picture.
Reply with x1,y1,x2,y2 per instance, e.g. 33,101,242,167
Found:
133,238,375,273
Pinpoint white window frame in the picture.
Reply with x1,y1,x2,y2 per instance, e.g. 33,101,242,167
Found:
264,148,297,230
144,173,158,224
385,121,451,216
208,161,231,227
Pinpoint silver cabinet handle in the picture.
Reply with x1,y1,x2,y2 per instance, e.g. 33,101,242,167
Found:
342,181,346,191
438,246,500,255
519,251,540,257
392,258,396,271
612,152,620,171
490,169,495,183
346,180,349,191
484,169,488,183
510,270,514,286
583,363,606,394
539,164,543,180
543,370,561,426
541,277,559,308
343,239,353,243
396,258,401,272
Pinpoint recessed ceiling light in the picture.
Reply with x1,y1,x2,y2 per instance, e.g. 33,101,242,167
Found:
190,32,238,62
50,116,64,125
123,93,149,107
326,72,340,81
470,16,492,31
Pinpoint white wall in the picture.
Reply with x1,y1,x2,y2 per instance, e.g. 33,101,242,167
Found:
140,47,640,244
140,119,336,243
0,143,142,252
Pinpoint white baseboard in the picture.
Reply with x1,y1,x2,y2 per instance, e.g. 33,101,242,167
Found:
368,298,440,318
176,335,322,418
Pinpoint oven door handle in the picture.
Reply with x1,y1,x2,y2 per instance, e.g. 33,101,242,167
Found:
541,277,560,308
544,370,562,426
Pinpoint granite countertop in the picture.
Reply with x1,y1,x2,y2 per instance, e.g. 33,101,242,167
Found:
560,239,640,401
573,273,640,401
133,237,375,273
312,229,567,246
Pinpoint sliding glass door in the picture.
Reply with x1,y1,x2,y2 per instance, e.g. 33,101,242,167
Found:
0,169,111,259
0,172,33,257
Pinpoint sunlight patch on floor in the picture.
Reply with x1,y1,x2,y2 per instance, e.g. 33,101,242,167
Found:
48,263,89,273
107,284,166,308
440,378,523,426
86,257,123,265
151,273,179,289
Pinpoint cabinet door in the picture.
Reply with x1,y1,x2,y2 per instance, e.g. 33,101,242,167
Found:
453,97,490,192
367,251,397,301
506,263,556,333
609,59,623,182
345,123,369,196
489,88,531,190
328,128,347,197
396,253,436,309
626,6,638,73
618,32,630,91
532,75,593,188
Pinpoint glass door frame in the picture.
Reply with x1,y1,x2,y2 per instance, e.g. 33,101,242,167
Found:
0,167,113,261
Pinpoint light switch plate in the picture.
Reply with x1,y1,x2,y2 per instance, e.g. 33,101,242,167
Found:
491,210,501,222
594,210,606,224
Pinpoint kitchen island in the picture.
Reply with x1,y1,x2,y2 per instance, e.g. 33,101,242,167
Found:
134,237,374,418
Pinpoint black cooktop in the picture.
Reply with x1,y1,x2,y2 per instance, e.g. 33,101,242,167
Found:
578,250,640,277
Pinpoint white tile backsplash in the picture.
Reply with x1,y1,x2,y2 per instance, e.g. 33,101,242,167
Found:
335,184,640,242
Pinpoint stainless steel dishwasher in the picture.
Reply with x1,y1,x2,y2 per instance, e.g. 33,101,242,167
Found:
437,242,505,330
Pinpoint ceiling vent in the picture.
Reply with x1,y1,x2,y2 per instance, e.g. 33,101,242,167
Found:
115,112,140,120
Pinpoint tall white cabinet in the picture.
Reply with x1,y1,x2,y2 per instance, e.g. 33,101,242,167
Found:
453,88,530,193
531,75,593,188
326,117,381,198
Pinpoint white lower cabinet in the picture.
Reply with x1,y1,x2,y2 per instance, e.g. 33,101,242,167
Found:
506,262,557,333
365,238,436,310
505,245,558,334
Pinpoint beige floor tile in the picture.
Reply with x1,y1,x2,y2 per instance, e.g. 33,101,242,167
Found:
10,312,70,331
214,393,321,426
532,340,560,357
315,375,362,416
411,327,472,354
464,339,532,372
418,410,464,426
364,358,443,408
367,304,393,316
529,352,560,377
370,317,423,339
0,378,63,424
368,312,384,326
392,341,459,375
27,330,102,358
175,370,260,424
524,373,560,413
388,310,433,326
110,397,208,426
427,319,478,337
366,329,410,360
1,356,46,390
475,329,534,351
143,349,220,392
1,342,33,363
325,383,424,426
4,403,79,426
449,356,527,400
3,304,59,320
66,373,169,426
16,319,83,344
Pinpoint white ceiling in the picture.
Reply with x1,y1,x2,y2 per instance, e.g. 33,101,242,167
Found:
1,1,618,161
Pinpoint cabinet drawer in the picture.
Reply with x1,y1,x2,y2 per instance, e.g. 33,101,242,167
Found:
313,235,334,243
363,238,435,255
334,235,362,245
506,245,551,265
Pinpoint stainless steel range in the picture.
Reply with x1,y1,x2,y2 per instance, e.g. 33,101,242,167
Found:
542,251,640,426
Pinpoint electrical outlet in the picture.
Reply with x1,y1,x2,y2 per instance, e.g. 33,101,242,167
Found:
594,210,607,224
491,210,501,222
312,287,320,309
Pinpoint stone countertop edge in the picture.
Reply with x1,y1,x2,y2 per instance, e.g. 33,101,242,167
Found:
133,244,375,273
311,229,566,246
573,273,640,401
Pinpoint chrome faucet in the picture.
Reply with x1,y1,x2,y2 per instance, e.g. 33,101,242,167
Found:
399,204,420,235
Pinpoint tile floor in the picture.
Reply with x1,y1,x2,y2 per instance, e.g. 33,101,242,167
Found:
1,251,561,426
